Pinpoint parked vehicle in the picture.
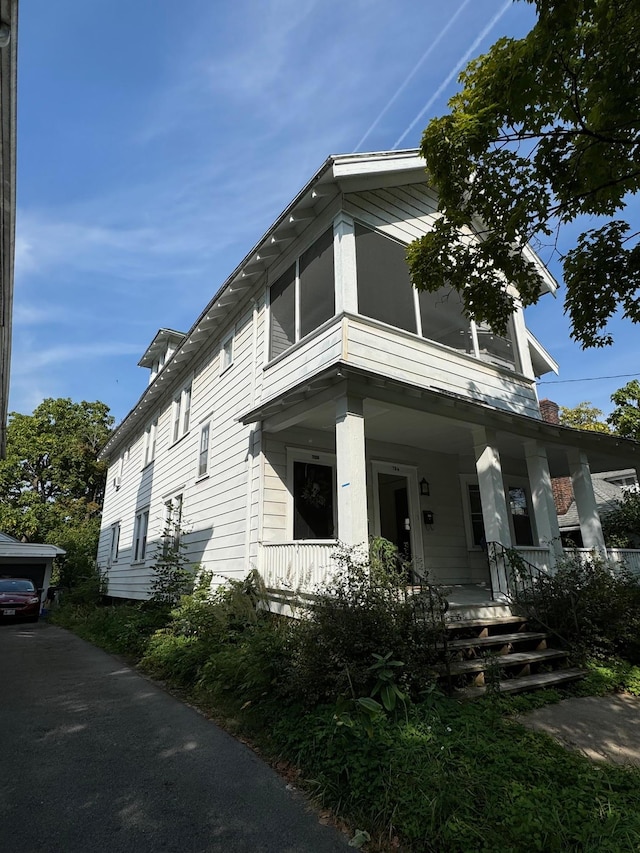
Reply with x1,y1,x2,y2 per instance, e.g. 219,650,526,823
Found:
0,578,40,622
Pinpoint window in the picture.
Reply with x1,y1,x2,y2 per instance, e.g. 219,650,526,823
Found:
198,423,210,478
464,481,535,548
269,228,335,359
467,484,486,547
221,334,234,372
354,222,517,371
508,486,534,546
133,509,149,562
293,460,335,539
164,494,183,553
355,223,417,334
172,385,192,443
144,419,157,466
109,522,120,564
112,455,124,490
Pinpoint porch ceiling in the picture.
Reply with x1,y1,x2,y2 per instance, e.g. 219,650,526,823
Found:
241,364,640,476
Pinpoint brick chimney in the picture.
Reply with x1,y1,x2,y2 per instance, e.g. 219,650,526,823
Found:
539,398,574,515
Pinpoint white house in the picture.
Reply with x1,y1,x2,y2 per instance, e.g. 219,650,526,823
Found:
96,150,640,605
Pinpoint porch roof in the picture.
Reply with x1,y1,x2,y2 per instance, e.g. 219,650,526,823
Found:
239,363,640,476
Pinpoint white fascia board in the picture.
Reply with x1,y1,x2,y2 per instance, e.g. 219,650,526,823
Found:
331,149,424,179
523,243,558,295
527,329,559,376
0,543,66,558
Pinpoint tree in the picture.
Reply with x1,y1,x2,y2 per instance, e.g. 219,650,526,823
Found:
608,379,640,440
601,491,640,548
558,401,611,433
407,0,640,349
0,398,113,584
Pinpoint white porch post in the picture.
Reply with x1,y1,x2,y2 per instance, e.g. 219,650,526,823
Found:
335,394,368,548
567,448,606,551
473,427,512,596
525,440,564,564
333,213,358,315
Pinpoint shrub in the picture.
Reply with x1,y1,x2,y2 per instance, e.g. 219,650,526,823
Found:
512,552,640,662
286,540,446,707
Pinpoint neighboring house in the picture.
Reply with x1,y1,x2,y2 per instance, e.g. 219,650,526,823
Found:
0,531,65,607
557,470,639,547
96,150,640,603
0,0,18,457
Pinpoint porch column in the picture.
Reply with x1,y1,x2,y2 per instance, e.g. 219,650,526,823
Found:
333,213,357,315
524,440,564,564
473,427,511,597
335,394,368,548
567,448,606,551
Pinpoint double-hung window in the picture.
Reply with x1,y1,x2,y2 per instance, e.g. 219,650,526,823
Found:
198,423,210,478
133,509,149,562
172,385,192,443
221,334,234,372
144,419,158,466
109,522,120,564
164,494,183,554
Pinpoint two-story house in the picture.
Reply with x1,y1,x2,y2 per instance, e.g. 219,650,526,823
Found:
97,150,640,606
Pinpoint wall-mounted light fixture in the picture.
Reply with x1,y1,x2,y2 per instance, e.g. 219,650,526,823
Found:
420,477,430,496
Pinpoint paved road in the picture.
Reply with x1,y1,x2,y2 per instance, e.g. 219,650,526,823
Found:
0,622,349,852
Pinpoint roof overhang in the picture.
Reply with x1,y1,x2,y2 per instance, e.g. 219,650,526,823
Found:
240,363,640,477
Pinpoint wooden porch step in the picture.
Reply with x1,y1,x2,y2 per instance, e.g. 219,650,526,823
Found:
448,649,566,676
445,615,526,631
454,668,586,700
446,631,548,651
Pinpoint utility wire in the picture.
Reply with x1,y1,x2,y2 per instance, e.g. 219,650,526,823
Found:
538,373,640,385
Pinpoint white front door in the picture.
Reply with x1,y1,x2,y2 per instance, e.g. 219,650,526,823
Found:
371,461,424,573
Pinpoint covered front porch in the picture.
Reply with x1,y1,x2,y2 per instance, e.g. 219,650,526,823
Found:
243,365,640,601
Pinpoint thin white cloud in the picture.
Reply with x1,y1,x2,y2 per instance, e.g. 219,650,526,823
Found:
393,0,513,148
12,342,142,375
354,0,473,152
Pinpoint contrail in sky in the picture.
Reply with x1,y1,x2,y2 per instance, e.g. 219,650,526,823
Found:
354,0,472,153
393,0,512,149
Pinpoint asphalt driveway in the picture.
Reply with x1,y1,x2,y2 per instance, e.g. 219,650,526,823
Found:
0,622,349,852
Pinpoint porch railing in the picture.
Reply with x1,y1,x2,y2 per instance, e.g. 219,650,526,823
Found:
259,541,339,595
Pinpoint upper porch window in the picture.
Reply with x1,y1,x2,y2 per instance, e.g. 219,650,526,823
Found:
355,224,516,371
269,228,335,359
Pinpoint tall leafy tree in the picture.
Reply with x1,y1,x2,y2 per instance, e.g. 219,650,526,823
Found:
0,398,113,545
608,379,640,440
407,0,640,348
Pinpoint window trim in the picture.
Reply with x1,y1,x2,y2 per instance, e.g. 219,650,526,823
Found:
163,492,184,554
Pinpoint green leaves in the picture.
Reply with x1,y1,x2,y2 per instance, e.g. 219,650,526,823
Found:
410,0,640,348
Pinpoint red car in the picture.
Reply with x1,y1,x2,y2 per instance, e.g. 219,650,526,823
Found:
0,578,41,622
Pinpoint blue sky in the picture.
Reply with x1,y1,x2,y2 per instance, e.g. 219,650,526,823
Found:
14,0,638,425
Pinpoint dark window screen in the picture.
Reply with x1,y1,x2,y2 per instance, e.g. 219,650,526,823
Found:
355,224,417,333
476,322,515,370
418,286,473,353
299,228,335,338
468,484,486,547
293,461,334,539
269,263,296,359
509,486,534,546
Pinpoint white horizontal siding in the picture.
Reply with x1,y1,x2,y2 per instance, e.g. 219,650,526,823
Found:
344,183,439,243
261,320,343,402
345,315,539,417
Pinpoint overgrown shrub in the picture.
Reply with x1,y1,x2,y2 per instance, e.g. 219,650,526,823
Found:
286,540,447,707
513,552,640,662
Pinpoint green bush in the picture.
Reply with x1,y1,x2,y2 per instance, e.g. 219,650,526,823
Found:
512,552,640,662
286,541,446,708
